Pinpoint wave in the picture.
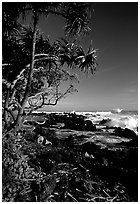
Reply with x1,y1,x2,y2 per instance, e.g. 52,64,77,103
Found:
96,111,112,115
32,110,138,132
99,116,138,131
84,111,138,132
111,108,123,114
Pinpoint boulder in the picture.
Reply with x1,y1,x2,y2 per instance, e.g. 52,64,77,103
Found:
85,120,96,131
63,115,85,131
114,127,137,140
99,118,111,125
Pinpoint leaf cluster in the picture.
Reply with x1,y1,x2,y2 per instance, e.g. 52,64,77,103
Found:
3,2,98,118
2,130,47,202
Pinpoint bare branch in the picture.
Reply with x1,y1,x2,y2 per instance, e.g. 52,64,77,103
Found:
44,85,75,106
11,68,26,89
28,93,45,109
23,94,45,120
10,89,16,103
34,57,59,64
9,100,22,110
35,53,51,57
2,63,11,66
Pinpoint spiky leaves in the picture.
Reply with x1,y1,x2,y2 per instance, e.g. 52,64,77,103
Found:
56,38,97,75
64,3,92,37
77,43,98,75
2,2,97,131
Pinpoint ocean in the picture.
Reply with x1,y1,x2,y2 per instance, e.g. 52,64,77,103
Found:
76,110,138,133
33,109,138,133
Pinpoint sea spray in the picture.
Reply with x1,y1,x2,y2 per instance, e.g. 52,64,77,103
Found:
83,110,138,132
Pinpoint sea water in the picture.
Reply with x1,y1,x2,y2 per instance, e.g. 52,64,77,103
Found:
75,110,138,133
33,109,138,133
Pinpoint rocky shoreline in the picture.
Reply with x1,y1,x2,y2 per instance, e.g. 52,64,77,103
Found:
19,112,138,201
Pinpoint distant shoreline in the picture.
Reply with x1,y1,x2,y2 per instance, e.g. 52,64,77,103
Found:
32,110,138,114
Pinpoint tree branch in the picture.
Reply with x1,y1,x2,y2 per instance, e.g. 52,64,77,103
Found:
9,100,22,110
14,14,38,127
44,85,74,106
3,89,10,128
25,93,45,117
11,68,26,89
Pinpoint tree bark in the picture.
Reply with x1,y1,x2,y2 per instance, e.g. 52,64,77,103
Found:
3,89,10,128
14,12,38,129
10,88,16,103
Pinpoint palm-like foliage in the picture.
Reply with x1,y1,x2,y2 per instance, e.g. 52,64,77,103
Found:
2,2,97,132
63,3,92,37
2,2,26,37
3,3,98,202
2,28,97,119
2,36,29,83
3,2,95,82
76,42,98,74
55,38,78,68
56,38,97,74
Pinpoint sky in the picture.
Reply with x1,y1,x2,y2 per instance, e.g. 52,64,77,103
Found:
37,3,138,111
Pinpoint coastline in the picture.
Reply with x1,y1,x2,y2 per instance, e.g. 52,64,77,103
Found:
21,110,138,201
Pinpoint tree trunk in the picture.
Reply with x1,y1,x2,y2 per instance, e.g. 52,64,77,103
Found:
10,88,16,103
3,89,10,128
14,13,38,129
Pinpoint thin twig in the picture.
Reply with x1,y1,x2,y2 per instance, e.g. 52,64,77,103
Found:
110,195,118,202
67,192,78,202
103,189,110,197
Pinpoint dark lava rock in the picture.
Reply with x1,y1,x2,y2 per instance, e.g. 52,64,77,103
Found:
63,114,85,131
114,127,138,147
85,120,96,131
99,118,111,125
119,139,138,147
61,113,96,131
34,125,49,135
114,127,137,139
79,140,138,201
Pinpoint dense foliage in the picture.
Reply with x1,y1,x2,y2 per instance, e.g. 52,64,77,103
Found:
3,3,138,202
3,123,134,201
2,2,99,201
2,2,97,133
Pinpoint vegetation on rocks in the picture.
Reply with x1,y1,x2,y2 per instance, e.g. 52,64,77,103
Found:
2,2,137,202
2,2,97,133
3,112,138,201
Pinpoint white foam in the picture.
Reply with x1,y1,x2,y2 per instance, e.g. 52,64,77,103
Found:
101,116,138,131
111,108,123,113
32,110,138,132
96,111,112,115
124,117,138,130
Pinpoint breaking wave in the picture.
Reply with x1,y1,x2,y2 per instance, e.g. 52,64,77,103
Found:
104,116,138,131
85,111,138,132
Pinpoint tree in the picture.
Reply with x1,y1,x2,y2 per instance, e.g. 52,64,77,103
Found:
2,2,97,134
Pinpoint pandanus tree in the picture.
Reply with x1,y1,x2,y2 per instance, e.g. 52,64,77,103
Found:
2,2,97,133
